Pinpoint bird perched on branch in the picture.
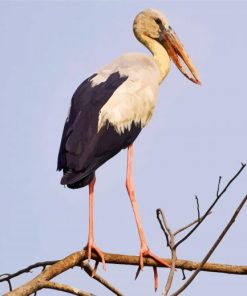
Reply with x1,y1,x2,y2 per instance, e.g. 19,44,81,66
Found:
57,8,200,287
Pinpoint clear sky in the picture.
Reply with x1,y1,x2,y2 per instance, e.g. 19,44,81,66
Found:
0,1,247,295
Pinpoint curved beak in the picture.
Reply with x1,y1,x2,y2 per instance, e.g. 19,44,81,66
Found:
160,26,201,85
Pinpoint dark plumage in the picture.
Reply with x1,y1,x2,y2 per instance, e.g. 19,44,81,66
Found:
57,72,142,189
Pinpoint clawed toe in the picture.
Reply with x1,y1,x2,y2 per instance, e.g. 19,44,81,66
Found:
84,243,106,272
135,245,170,291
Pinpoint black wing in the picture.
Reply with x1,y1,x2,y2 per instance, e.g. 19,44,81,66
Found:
57,72,142,189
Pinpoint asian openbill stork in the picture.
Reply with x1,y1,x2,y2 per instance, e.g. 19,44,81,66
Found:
57,8,200,284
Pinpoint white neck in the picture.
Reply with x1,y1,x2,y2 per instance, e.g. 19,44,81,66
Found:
138,34,171,84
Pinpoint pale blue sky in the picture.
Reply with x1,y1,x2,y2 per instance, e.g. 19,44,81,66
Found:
1,1,247,295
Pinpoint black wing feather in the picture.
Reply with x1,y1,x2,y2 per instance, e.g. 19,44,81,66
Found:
57,72,142,189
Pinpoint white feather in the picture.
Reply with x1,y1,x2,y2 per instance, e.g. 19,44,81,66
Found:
90,53,162,134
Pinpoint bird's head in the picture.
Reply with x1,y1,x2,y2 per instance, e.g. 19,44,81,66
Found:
133,9,201,85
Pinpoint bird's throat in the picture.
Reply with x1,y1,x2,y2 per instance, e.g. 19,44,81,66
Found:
139,35,171,84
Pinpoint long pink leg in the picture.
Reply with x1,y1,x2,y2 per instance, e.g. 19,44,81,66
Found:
126,144,170,288
84,176,106,271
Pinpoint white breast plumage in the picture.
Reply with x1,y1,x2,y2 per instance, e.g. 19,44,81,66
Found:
90,53,161,134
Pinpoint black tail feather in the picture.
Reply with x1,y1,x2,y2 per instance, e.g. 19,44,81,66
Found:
61,170,95,189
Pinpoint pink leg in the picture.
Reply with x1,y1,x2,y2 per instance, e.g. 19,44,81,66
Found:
126,145,170,287
84,176,106,271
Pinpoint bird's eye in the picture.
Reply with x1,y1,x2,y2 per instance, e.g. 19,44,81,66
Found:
155,18,162,25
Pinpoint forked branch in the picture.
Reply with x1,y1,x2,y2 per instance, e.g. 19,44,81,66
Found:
155,163,246,295
171,195,247,296
175,163,246,248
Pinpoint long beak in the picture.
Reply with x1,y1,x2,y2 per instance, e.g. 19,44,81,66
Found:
161,26,201,85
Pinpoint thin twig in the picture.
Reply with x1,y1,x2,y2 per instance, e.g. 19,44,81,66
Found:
7,280,12,292
82,261,124,296
0,261,58,283
153,267,158,292
217,176,222,197
0,275,12,291
195,196,200,220
174,211,212,236
156,209,176,296
181,269,186,280
156,209,170,247
157,209,172,247
175,163,246,248
171,195,247,296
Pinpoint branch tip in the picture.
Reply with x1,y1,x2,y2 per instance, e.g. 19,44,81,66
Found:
181,269,186,280
195,195,200,220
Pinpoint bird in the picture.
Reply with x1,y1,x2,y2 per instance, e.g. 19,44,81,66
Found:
57,8,200,286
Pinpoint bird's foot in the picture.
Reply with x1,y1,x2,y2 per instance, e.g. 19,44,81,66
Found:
84,242,106,273
135,244,170,291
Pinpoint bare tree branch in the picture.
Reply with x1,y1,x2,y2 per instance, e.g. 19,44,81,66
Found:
0,261,58,283
42,281,95,296
154,165,246,294
81,261,124,296
171,195,247,296
181,269,186,280
175,163,246,248
195,195,200,220
156,209,176,295
0,275,12,292
217,176,222,197
174,211,212,236
2,250,247,295
156,209,170,247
